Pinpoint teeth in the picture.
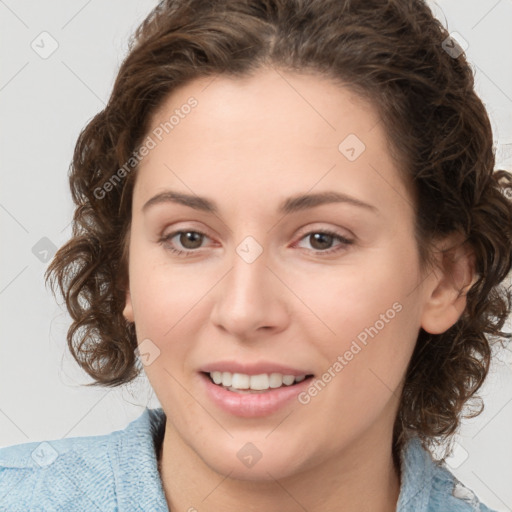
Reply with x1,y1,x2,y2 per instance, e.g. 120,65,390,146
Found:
269,373,283,388
208,371,307,391
231,373,250,389
282,375,295,386
221,371,232,387
211,371,222,385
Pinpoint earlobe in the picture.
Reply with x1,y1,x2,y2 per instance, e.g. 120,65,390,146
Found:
123,289,134,323
420,237,476,335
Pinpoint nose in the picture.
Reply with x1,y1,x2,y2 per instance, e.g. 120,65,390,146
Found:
210,242,290,340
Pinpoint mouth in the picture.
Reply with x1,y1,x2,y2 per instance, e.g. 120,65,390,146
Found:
198,361,316,417
202,371,315,394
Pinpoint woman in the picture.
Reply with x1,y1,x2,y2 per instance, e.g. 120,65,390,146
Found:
1,0,511,510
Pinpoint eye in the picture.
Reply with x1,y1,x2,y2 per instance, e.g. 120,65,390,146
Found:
159,228,354,257
159,230,210,256
295,230,354,255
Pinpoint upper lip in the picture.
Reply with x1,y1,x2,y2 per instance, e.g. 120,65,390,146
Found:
200,361,314,376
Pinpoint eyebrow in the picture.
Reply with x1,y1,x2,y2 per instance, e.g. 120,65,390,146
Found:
142,189,378,215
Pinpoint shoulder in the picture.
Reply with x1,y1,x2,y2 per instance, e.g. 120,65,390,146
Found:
0,425,120,511
429,465,496,512
0,407,166,512
397,436,497,512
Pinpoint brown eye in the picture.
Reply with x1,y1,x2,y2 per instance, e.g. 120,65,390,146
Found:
159,230,209,255
178,231,204,249
309,232,335,250
295,230,354,255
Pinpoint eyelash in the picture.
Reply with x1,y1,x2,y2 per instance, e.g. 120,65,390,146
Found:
158,229,354,257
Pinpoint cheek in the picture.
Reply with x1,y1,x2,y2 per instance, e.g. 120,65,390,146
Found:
127,253,209,407
300,240,421,400
128,241,212,336
309,248,419,347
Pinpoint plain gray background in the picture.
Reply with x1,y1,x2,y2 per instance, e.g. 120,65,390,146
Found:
1,1,511,510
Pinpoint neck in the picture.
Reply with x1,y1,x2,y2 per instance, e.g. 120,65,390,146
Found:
158,421,401,512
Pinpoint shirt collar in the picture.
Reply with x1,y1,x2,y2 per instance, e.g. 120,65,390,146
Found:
396,435,435,511
112,407,169,512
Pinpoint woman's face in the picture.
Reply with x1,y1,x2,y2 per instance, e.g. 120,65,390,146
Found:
123,68,434,480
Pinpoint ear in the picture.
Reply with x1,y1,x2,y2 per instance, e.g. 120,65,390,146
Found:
120,230,134,323
123,288,134,323
420,234,477,335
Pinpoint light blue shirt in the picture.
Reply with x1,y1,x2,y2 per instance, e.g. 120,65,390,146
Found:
0,407,496,511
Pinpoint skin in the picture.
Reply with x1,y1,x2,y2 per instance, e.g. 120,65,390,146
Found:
123,67,473,512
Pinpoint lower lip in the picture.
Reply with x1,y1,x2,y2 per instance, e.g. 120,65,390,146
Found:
199,373,313,418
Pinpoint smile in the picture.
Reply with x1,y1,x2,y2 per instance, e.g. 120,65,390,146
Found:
199,370,315,417
207,371,309,392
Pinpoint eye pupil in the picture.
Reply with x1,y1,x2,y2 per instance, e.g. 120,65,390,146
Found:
180,231,203,249
310,232,333,250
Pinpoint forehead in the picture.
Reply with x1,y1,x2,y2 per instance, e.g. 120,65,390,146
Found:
133,67,412,220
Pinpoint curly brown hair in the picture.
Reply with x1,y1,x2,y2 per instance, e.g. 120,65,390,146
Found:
46,0,512,460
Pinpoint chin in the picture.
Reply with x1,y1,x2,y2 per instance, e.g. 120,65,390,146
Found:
208,457,302,482
195,437,311,482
